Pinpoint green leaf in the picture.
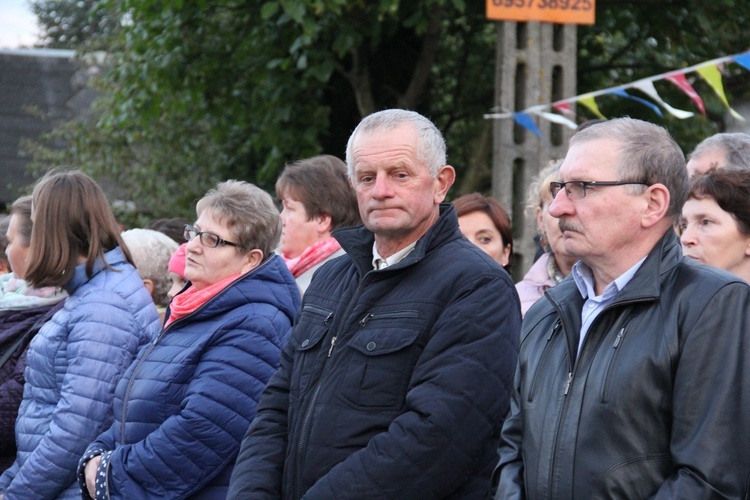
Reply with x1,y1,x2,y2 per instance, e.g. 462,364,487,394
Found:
280,0,306,24
261,2,280,20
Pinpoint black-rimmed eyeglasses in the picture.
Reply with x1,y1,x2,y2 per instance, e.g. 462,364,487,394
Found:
183,225,240,248
550,180,650,200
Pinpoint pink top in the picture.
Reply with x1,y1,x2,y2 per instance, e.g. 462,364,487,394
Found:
515,253,558,317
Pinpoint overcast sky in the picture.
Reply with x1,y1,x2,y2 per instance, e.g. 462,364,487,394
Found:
0,0,39,49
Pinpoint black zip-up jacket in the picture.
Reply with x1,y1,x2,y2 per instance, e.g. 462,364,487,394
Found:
229,204,521,499
495,230,750,499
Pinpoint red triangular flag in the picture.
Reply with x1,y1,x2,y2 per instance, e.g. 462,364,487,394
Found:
665,73,706,115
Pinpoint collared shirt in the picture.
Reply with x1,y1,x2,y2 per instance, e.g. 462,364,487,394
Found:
372,241,417,270
571,256,646,354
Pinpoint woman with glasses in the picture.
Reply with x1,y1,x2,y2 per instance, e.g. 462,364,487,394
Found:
680,168,750,283
0,172,160,499
78,180,301,499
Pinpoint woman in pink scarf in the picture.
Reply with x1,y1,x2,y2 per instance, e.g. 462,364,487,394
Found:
276,155,362,295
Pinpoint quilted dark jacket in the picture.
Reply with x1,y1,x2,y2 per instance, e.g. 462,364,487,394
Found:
495,230,750,499
81,254,301,499
0,301,64,470
229,204,521,499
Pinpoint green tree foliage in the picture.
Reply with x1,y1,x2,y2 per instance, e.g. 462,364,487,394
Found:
25,0,750,225
31,0,117,49
26,0,496,225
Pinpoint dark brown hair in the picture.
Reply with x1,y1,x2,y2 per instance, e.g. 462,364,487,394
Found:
24,170,133,288
9,195,33,246
689,167,750,236
276,155,361,230
453,192,514,269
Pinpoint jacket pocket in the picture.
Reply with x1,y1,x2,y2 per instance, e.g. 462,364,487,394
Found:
339,310,423,410
592,452,671,499
289,304,333,398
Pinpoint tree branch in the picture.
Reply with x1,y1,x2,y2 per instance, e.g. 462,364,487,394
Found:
398,3,444,110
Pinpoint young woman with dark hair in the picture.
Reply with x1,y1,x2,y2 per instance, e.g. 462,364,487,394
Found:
0,171,160,499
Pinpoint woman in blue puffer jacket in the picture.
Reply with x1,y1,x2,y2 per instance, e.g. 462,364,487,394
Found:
0,171,161,499
78,180,300,499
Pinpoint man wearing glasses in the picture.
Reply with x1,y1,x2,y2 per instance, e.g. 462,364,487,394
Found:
494,117,750,499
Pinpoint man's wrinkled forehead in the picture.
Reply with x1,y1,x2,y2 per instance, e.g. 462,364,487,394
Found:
559,139,621,181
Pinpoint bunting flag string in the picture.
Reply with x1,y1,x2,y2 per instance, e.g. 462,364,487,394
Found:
485,50,750,136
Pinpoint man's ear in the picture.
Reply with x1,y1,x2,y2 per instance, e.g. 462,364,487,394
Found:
241,249,265,274
434,165,456,203
641,183,671,228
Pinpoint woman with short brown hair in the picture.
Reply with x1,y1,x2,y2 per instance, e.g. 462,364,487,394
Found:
276,155,361,295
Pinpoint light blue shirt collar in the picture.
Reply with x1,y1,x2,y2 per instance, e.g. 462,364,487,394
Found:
571,256,646,354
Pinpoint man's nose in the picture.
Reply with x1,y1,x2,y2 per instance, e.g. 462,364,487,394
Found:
372,172,394,198
548,190,572,218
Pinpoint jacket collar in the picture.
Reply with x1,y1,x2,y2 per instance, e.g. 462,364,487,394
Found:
545,229,682,342
65,246,126,294
333,203,462,276
549,230,681,307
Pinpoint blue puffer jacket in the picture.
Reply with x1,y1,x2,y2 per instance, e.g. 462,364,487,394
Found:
0,247,160,499
80,254,301,499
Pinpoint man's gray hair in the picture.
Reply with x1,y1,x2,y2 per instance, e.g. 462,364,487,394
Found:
196,180,281,259
345,109,446,179
688,132,750,170
570,117,689,221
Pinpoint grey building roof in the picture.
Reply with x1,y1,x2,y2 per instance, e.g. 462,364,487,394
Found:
0,48,93,209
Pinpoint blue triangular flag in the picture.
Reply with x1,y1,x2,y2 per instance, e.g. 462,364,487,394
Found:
513,112,543,138
609,89,663,117
733,52,750,72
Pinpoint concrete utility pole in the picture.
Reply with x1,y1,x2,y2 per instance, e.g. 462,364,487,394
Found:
492,21,577,280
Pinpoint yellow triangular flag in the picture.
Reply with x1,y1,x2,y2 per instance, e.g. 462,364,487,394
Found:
696,65,745,121
578,95,606,120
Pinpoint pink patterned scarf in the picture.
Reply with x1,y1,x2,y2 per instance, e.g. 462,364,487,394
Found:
283,237,341,278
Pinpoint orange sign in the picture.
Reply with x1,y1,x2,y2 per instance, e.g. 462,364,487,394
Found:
486,0,595,25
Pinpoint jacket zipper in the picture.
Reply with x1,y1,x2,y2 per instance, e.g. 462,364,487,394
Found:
359,310,419,326
600,315,633,402
303,304,334,324
528,320,562,402
119,260,273,443
294,273,370,499
546,298,643,496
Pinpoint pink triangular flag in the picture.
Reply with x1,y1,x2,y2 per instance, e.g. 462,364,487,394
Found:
665,73,706,115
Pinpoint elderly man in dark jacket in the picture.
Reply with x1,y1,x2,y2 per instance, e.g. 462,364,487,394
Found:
228,109,521,499
494,118,750,499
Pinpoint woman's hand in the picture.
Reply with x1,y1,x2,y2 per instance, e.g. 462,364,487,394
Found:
84,455,102,498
